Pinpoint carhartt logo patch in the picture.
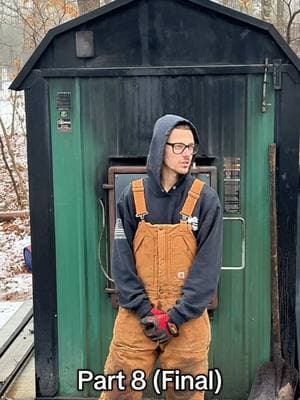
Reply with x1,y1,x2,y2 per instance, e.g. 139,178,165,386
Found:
187,216,199,231
178,272,185,279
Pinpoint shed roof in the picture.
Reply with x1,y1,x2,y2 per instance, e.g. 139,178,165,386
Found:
11,0,300,90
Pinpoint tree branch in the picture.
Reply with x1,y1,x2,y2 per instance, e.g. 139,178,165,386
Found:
0,101,27,206
286,9,300,44
0,118,23,207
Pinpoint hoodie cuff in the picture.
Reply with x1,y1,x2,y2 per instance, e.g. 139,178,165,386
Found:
135,301,152,319
169,306,206,327
168,308,188,327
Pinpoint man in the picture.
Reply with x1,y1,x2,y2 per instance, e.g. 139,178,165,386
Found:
101,114,222,400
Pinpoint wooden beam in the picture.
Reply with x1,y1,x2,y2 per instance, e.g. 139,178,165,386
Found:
0,210,29,221
0,300,33,357
0,318,34,395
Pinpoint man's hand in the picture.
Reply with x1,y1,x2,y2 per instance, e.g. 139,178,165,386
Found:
141,308,178,343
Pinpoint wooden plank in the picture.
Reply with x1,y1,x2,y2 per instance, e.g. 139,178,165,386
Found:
0,210,29,221
5,353,35,399
0,318,34,393
0,300,33,357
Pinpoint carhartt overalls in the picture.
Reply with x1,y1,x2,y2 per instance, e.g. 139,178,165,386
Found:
100,179,211,400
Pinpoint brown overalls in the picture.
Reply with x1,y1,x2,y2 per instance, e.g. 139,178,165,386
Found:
100,178,211,400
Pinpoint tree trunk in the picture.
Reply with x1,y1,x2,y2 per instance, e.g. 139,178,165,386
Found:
77,0,114,14
77,0,100,14
0,130,23,207
0,114,27,207
276,0,285,37
261,0,272,21
0,210,29,221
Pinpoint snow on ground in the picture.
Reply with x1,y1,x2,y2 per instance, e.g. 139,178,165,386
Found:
0,217,32,301
0,300,23,329
0,218,31,324
0,113,32,322
0,226,31,322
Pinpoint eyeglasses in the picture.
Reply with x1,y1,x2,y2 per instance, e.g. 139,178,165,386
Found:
166,142,199,155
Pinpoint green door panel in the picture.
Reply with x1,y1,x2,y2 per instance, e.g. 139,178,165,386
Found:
50,79,115,396
208,75,274,399
223,217,245,270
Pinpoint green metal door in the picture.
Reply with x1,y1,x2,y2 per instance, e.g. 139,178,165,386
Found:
208,76,274,399
49,79,115,397
49,73,274,399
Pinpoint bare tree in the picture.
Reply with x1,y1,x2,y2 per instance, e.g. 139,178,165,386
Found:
216,0,300,55
284,0,300,44
0,0,80,210
0,0,79,53
0,114,26,207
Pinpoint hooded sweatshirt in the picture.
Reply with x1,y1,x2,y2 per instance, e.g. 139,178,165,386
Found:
111,114,223,327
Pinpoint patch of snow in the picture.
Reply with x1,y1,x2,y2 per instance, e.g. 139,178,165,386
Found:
0,221,32,300
0,127,32,301
0,300,23,329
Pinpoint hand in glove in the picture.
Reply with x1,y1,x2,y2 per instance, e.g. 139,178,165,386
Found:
141,308,178,344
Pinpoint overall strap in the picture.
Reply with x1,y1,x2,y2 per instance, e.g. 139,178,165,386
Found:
180,179,205,218
131,179,148,219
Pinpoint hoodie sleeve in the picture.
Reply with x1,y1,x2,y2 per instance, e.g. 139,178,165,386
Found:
111,186,152,318
168,185,223,327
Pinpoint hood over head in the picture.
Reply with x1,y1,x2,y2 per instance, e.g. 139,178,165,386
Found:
146,114,199,190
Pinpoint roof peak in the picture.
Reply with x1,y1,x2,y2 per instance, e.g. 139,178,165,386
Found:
11,0,300,90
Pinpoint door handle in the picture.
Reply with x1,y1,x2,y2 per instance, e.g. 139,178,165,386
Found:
222,217,245,270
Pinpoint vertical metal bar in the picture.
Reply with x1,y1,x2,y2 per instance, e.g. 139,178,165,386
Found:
262,58,271,113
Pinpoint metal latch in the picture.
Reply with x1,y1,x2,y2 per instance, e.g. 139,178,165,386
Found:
262,58,272,113
273,59,282,90
102,183,114,190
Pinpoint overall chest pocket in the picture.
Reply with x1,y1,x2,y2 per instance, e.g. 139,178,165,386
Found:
133,233,156,286
169,233,197,285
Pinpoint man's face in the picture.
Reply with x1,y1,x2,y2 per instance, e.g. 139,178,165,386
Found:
163,127,195,176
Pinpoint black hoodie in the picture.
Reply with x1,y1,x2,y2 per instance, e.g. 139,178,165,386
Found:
111,114,223,327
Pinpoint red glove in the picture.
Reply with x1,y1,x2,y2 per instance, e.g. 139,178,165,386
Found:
141,308,178,343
